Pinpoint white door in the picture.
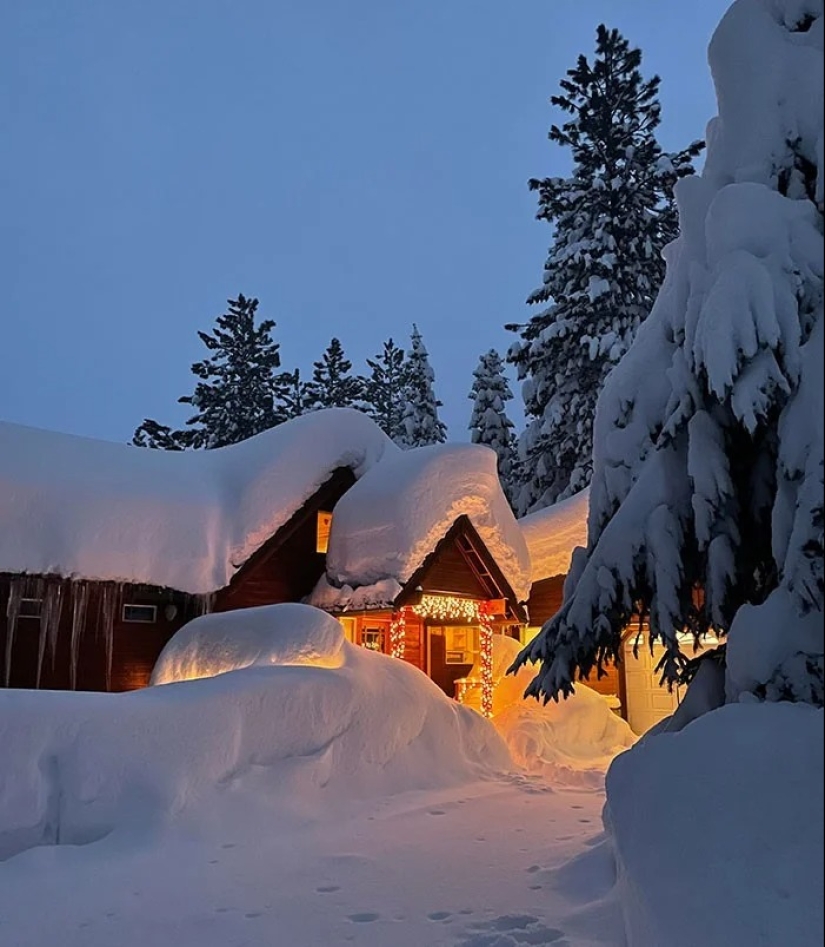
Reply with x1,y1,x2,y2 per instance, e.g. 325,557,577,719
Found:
623,636,681,735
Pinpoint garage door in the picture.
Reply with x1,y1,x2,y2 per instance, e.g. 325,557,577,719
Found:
623,636,682,735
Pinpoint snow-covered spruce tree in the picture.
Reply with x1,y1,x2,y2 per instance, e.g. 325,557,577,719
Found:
131,418,188,450
507,25,703,515
363,338,409,443
514,0,824,708
468,349,519,507
400,324,447,447
303,337,364,411
281,368,307,420
133,294,294,450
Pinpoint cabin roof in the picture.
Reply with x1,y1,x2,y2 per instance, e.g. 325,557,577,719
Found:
308,443,532,612
0,410,394,594
517,489,589,581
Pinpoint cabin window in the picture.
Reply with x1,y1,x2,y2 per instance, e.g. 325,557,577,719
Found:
443,626,477,665
122,604,157,624
338,617,356,643
361,627,384,652
19,598,43,619
316,511,333,554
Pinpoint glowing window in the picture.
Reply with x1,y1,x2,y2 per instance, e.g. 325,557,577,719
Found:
316,511,333,553
338,617,356,643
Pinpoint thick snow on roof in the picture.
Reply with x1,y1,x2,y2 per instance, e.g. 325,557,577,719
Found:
518,489,589,580
316,443,532,604
0,409,394,594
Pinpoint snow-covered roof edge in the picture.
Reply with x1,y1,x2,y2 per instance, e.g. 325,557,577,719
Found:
0,409,396,594
518,489,590,581
311,443,533,606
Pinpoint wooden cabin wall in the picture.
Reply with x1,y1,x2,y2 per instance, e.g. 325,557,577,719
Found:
414,544,489,600
525,574,566,627
0,575,195,692
213,467,356,614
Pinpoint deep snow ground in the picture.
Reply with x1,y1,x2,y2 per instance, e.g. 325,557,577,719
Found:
0,772,622,947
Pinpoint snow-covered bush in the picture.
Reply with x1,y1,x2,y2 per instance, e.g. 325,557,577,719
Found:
516,0,824,709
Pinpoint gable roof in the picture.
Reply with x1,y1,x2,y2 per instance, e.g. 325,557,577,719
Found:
518,489,589,581
0,409,394,594
308,443,532,611
396,516,528,623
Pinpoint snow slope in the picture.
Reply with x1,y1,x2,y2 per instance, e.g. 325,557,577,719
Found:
463,635,636,789
518,488,589,580
0,605,509,864
0,409,394,594
313,442,532,605
0,604,625,947
606,702,824,947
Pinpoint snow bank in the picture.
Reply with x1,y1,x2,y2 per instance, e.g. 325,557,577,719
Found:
0,604,510,862
0,409,394,594
464,636,635,788
606,702,824,947
726,587,824,703
518,489,589,580
316,443,532,604
150,603,347,684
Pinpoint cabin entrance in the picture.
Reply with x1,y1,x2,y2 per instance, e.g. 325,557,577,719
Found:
426,625,479,698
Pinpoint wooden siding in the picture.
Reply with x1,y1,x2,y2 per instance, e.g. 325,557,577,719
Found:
525,574,565,627
213,467,355,613
416,542,489,599
0,576,196,692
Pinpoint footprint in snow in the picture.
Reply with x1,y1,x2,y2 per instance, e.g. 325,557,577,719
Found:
428,809,447,816
316,885,341,893
427,911,452,921
347,912,381,923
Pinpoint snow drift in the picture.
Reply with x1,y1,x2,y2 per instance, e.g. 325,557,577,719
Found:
151,603,347,683
465,636,635,788
311,442,532,606
0,604,510,862
0,409,394,594
606,702,824,947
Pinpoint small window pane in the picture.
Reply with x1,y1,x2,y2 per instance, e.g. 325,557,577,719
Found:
316,511,333,553
19,598,43,619
122,604,157,623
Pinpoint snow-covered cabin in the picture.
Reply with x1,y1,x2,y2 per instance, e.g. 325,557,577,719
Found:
309,444,531,703
518,490,701,734
0,410,393,691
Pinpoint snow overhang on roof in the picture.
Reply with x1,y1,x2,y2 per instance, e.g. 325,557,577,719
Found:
312,442,532,606
517,489,589,581
0,409,396,594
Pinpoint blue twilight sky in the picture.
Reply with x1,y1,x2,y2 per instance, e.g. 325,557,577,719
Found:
1,0,731,444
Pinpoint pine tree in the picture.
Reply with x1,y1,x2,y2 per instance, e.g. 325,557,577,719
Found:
513,9,823,708
468,350,519,507
131,419,188,450
282,368,307,420
507,25,703,515
400,325,447,447
363,338,408,443
132,294,294,449
304,338,364,411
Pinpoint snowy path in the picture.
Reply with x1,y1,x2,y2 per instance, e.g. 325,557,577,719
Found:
0,773,623,947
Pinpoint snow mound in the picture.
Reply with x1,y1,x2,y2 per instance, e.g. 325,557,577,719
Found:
317,443,532,603
464,636,635,788
606,702,824,947
0,605,511,863
150,603,346,684
518,489,589,579
0,409,395,594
